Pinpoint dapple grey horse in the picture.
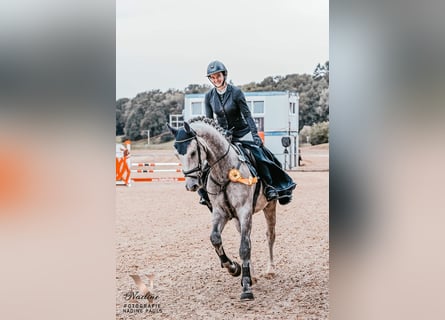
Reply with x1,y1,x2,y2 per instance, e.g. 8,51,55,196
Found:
167,117,277,301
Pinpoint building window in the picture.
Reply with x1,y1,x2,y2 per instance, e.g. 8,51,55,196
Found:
191,102,203,116
254,117,264,131
253,101,264,114
289,102,297,114
169,114,183,128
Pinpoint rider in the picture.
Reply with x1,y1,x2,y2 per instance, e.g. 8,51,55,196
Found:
199,60,296,207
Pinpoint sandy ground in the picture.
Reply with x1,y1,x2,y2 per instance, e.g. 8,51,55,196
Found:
116,144,328,319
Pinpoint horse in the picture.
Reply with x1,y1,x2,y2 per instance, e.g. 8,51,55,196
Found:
167,117,277,301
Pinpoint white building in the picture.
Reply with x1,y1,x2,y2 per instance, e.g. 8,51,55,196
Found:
178,91,299,169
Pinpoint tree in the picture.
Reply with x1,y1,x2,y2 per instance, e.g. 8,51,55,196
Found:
115,98,129,135
313,61,329,81
184,84,210,94
125,105,145,140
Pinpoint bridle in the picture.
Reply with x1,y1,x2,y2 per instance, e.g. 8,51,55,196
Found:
176,135,203,179
176,133,231,181
176,127,261,218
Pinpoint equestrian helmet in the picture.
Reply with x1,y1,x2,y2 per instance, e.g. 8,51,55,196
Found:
206,60,227,77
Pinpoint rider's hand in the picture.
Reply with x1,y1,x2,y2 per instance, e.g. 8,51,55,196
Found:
253,135,263,146
224,128,233,139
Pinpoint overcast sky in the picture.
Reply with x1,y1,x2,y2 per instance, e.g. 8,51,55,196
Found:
116,0,328,99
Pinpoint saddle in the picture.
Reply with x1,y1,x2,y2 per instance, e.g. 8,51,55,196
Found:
231,142,258,178
198,141,261,214
199,141,294,209
232,141,295,205
200,142,258,191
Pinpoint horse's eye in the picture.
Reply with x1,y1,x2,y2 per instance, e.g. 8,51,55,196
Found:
190,151,196,157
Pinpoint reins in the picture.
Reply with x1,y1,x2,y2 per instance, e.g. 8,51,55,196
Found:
176,123,261,219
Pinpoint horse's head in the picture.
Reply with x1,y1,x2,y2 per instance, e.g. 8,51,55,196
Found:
167,122,207,192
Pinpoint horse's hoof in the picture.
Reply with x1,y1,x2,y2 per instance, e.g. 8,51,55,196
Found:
240,292,254,301
229,261,241,277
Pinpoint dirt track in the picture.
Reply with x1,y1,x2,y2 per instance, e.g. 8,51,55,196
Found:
116,145,328,319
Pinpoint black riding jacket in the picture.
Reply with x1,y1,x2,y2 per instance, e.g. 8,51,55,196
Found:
204,84,296,193
204,85,259,140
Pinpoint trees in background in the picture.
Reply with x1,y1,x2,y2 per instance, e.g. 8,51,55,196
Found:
115,98,129,136
239,61,329,131
117,61,329,144
118,89,183,141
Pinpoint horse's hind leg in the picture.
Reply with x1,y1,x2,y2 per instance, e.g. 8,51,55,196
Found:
210,210,241,277
264,200,277,276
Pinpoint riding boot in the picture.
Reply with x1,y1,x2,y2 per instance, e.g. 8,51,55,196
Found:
264,185,278,201
198,188,213,212
277,179,296,205
197,163,212,212
278,188,293,205
256,162,278,201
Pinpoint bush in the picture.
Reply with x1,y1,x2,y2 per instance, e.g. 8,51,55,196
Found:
299,125,312,144
160,133,174,143
299,122,329,145
309,121,329,145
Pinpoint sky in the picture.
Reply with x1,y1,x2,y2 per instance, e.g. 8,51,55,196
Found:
116,0,329,99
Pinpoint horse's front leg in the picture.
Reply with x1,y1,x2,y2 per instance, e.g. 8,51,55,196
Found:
239,209,254,301
210,209,241,277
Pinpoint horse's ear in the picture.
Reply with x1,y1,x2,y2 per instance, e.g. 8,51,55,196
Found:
184,121,191,133
184,121,197,136
166,123,178,137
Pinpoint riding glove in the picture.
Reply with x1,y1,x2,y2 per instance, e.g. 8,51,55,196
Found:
253,135,263,146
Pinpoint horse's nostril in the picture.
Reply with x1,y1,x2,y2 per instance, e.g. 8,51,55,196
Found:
186,184,199,192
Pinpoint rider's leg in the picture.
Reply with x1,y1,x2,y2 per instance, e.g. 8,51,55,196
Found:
255,162,278,201
197,164,212,212
198,188,212,212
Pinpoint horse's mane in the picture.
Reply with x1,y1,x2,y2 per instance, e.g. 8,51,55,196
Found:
188,116,225,136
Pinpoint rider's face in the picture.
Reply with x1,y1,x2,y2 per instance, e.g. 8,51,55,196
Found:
208,72,225,87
